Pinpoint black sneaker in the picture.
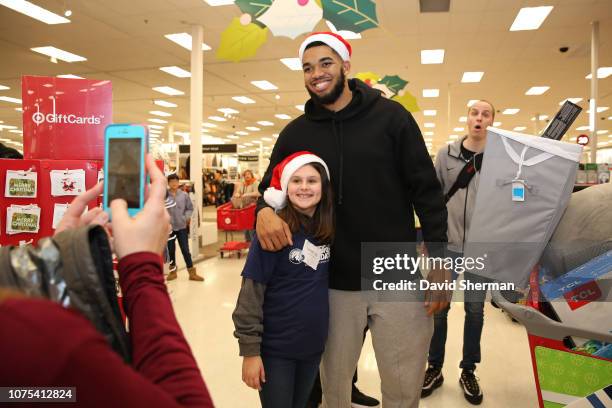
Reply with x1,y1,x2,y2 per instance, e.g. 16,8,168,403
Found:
421,365,444,398
351,384,380,407
459,369,483,405
168,263,177,273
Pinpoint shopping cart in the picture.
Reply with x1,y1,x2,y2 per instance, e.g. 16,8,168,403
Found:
216,202,256,258
493,267,612,408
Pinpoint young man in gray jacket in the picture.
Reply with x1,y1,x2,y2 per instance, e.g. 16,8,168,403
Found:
421,100,494,405
166,174,203,281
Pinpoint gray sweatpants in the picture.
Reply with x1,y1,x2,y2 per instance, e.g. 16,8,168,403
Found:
321,289,433,408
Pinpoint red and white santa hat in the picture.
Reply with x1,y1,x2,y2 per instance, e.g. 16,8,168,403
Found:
264,151,330,210
298,31,352,62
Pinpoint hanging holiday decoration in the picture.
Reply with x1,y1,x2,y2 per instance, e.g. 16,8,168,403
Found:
354,72,420,112
235,0,274,18
392,91,420,113
216,17,269,62
321,0,378,33
257,0,323,40
378,75,408,95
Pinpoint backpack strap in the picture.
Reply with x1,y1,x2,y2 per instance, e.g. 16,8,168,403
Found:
445,153,483,203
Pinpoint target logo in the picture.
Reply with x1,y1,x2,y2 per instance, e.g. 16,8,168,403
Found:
32,112,45,125
31,98,103,126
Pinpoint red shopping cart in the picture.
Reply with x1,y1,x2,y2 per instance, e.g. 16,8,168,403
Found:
216,202,256,258
494,265,612,408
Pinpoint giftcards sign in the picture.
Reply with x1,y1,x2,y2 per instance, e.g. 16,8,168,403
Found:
22,76,112,160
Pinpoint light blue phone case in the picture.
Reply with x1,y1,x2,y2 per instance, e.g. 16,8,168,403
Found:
103,124,147,217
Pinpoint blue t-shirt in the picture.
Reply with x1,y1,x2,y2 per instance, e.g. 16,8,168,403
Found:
241,231,330,361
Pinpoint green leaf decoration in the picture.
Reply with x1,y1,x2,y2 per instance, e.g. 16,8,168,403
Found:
235,0,274,18
354,71,381,86
216,17,269,62
321,0,378,33
392,91,420,113
379,75,408,95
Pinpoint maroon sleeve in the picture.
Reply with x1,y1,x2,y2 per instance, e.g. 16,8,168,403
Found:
117,252,214,407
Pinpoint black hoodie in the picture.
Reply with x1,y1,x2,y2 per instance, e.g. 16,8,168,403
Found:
258,79,447,290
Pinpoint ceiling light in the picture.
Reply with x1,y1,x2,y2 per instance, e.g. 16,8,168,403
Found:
559,98,582,105
149,110,172,117
159,66,191,78
459,116,467,123
422,89,439,98
423,110,437,116
57,74,83,79
246,126,260,131
424,138,433,142
596,130,608,135
525,86,550,95
576,125,590,131
227,135,240,139
0,96,22,104
208,116,227,122
424,123,435,128
148,118,168,124
218,108,239,115
251,80,278,90
587,107,610,113
275,114,291,120
461,72,484,83
0,125,18,130
273,133,279,138
424,131,434,136
509,6,553,31
503,108,520,115
153,86,184,96
257,121,274,126
295,105,305,112
493,122,501,127
148,125,164,129
280,58,302,71
585,67,612,79
420,49,445,64
164,33,211,51
467,100,478,107
531,115,549,121
202,123,217,128
0,0,70,24
9,129,23,134
15,107,22,112
154,100,177,108
244,143,254,146
449,135,459,139
204,0,234,5
453,127,464,132
232,96,256,104
31,46,86,62
236,131,249,136
261,137,273,141
514,126,527,131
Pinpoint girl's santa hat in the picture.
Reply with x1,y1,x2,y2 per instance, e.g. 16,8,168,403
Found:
263,151,330,210
298,31,352,62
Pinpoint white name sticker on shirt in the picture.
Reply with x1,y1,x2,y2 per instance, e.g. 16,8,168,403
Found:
302,239,323,270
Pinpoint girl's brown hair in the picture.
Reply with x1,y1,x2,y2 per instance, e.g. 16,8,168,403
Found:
277,162,334,244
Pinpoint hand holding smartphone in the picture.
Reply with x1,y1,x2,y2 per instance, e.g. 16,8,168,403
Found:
103,124,148,217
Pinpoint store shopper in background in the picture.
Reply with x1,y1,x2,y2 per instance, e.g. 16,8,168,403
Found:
233,152,334,408
421,100,495,405
232,169,261,242
0,155,214,407
166,173,204,282
255,32,449,408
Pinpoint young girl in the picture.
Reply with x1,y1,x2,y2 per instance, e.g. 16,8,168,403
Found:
232,151,334,408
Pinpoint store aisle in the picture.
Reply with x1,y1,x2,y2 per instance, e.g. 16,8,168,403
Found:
168,257,539,408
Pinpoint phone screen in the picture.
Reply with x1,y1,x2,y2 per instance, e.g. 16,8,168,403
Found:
107,138,142,208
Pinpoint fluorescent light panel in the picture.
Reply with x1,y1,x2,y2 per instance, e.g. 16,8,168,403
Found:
295,105,305,111
227,135,240,139
154,100,177,108
246,126,260,131
453,127,464,132
525,86,550,95
148,125,164,129
164,33,211,51
204,0,235,5
257,121,274,126
236,131,249,136
232,96,255,104
218,108,239,115
510,6,553,31
585,67,612,79
275,114,291,120
493,122,501,127
153,86,184,96
0,96,22,104
159,66,191,78
0,0,70,24
57,74,83,79
148,118,167,124
280,58,302,71
202,123,217,128
467,100,478,107
251,80,278,90
422,89,439,98
149,110,172,117
420,49,445,64
503,108,520,115
459,116,467,122
514,126,527,131
31,46,86,62
559,98,582,105
208,116,227,122
423,110,437,116
461,71,484,83
424,123,435,128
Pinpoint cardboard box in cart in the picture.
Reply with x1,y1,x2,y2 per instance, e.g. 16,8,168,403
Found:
540,251,612,346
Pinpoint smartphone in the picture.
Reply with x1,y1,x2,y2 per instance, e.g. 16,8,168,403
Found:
103,124,147,217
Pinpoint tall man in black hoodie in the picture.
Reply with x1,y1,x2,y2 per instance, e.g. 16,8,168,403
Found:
256,32,449,408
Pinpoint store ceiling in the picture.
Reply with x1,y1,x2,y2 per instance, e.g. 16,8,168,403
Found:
0,0,611,157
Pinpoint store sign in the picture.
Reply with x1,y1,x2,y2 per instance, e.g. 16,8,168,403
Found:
577,134,589,146
238,155,258,162
22,76,112,160
179,144,237,154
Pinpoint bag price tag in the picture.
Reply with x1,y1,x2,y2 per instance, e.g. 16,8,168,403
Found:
512,180,525,202
5,170,37,198
50,169,86,196
302,239,323,270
